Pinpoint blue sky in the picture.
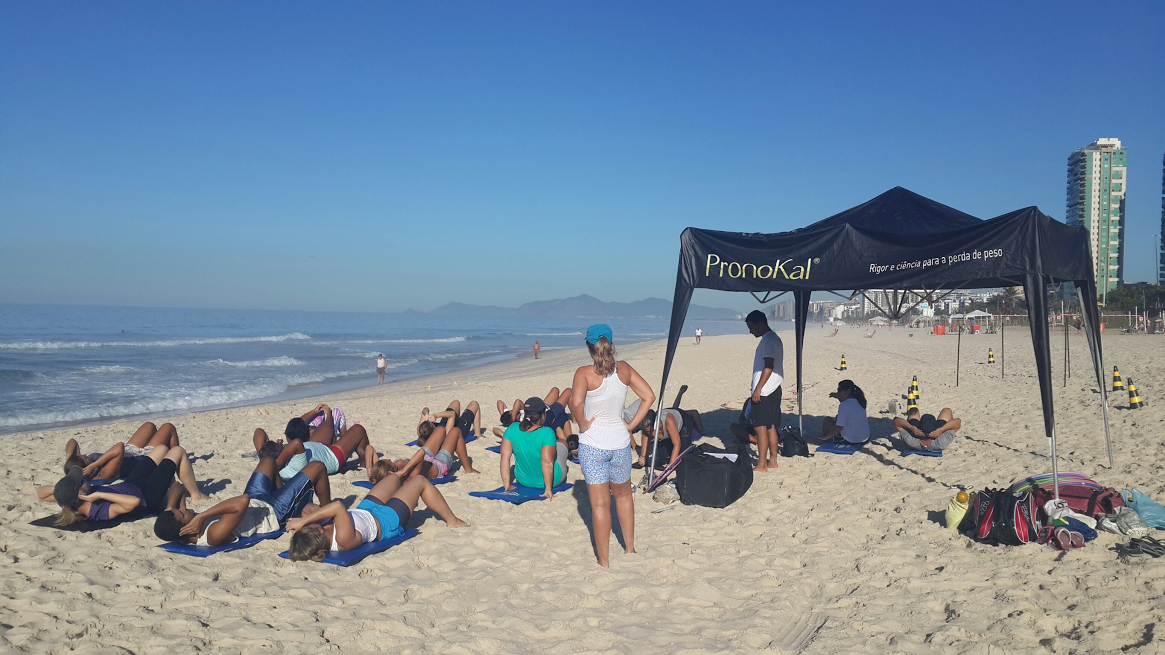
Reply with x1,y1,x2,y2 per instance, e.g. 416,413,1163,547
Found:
2,2,1163,313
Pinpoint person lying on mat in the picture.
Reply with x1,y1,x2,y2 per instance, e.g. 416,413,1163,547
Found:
493,388,575,441
418,399,482,446
63,421,181,482
817,380,870,444
499,397,570,500
893,407,961,451
365,422,474,483
254,412,370,483
623,399,703,469
153,458,331,546
39,444,206,526
286,475,468,561
416,404,480,475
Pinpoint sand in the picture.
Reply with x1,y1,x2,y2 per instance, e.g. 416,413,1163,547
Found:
2,326,1164,654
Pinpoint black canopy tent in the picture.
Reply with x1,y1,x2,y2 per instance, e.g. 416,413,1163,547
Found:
653,188,1113,498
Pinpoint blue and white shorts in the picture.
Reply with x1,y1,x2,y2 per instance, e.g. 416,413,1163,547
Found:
578,443,632,485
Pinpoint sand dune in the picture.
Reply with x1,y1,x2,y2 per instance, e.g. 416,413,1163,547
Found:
3,326,1163,653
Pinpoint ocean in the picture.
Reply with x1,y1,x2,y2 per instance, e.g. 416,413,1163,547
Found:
0,303,748,433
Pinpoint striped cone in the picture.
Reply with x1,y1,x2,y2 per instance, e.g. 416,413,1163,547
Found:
1112,366,1124,392
1127,379,1143,409
911,375,920,401
906,388,918,412
840,354,847,371
988,348,995,364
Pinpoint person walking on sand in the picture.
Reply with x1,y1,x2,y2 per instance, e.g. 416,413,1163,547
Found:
533,341,540,359
570,324,655,568
695,327,702,345
376,354,387,384
745,310,783,473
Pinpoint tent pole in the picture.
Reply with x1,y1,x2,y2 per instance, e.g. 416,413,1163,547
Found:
1051,423,1060,501
645,389,665,490
1000,311,1005,379
955,322,961,387
1063,301,1068,387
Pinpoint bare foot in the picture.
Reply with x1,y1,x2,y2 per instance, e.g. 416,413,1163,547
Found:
446,517,470,528
463,468,480,474
597,559,610,568
753,465,768,473
625,546,636,554
189,493,211,504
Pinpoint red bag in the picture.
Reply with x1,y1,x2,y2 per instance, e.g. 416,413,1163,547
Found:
1033,484,1125,520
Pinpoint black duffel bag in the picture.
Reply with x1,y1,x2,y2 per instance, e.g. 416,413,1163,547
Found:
675,442,753,508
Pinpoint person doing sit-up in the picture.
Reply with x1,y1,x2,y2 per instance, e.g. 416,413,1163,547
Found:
39,444,204,526
894,407,961,452
153,458,330,546
492,387,574,441
498,397,570,500
415,401,479,475
624,398,703,469
287,475,468,562
63,421,183,484
365,424,471,484
254,405,370,482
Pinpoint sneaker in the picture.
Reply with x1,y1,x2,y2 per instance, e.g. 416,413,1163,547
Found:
308,412,326,429
1114,507,1151,538
332,407,346,436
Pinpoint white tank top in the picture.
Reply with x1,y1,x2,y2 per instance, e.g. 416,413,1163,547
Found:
580,364,630,450
332,509,378,550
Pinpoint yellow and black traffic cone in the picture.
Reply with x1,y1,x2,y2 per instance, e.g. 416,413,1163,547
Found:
1128,379,1143,409
840,354,847,371
988,348,995,364
1112,366,1124,393
906,388,918,412
911,375,920,401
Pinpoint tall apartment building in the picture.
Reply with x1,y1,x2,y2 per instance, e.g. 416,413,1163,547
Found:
1066,138,1127,295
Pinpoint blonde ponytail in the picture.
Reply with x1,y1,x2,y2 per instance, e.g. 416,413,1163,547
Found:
55,506,83,527
589,337,617,377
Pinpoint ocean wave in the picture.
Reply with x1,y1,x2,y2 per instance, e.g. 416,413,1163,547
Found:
314,336,468,346
423,349,501,361
78,365,138,374
0,368,41,382
205,356,304,368
521,332,583,337
0,332,312,351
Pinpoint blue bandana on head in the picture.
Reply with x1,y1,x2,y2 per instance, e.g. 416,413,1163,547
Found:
585,324,613,345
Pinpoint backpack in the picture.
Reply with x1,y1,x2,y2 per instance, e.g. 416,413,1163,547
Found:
970,489,1000,540
1032,484,1125,520
995,491,1041,545
675,443,753,509
778,426,810,458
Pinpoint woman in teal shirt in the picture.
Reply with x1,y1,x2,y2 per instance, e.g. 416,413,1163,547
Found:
499,397,569,499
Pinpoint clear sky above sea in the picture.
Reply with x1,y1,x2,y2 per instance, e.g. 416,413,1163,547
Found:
2,2,1163,313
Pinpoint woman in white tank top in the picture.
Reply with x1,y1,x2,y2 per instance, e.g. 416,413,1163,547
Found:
569,324,656,568
286,474,469,562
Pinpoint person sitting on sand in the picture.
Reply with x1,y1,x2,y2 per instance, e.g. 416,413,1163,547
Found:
153,458,330,546
63,421,181,482
39,444,207,526
625,399,703,469
894,407,961,452
498,397,569,499
286,475,468,561
816,379,870,444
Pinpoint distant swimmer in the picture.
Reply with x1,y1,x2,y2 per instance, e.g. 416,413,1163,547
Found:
376,354,387,385
533,341,540,359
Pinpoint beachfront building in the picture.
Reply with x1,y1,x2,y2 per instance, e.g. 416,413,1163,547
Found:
1067,138,1127,298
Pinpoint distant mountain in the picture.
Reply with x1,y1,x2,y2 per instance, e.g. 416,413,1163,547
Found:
428,294,739,320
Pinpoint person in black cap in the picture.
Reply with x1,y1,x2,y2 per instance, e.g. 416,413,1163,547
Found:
39,444,204,526
498,396,570,499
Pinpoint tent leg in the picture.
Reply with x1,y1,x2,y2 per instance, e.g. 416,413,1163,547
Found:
1001,316,1005,379
645,386,666,490
1051,424,1060,501
956,324,961,387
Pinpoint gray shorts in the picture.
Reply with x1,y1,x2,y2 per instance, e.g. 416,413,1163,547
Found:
900,429,956,452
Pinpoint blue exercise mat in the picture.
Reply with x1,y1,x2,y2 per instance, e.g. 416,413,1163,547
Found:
279,528,419,566
487,444,578,464
902,449,943,457
158,530,284,557
88,478,118,487
469,482,572,504
405,434,478,447
352,476,455,489
816,442,863,455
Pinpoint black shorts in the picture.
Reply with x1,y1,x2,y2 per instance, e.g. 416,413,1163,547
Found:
751,387,782,429
439,407,476,437
362,495,411,528
124,457,177,509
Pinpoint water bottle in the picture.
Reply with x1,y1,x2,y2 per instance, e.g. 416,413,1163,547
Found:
946,491,970,531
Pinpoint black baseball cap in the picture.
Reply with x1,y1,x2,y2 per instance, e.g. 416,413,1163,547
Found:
524,397,547,414
54,466,86,507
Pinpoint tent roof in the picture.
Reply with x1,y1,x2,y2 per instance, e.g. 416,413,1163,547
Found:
797,186,983,235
